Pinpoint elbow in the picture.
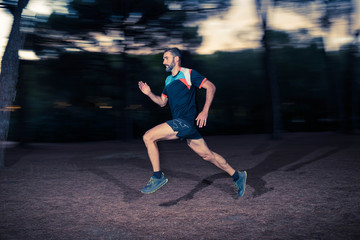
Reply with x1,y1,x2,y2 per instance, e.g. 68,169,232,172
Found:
211,83,216,93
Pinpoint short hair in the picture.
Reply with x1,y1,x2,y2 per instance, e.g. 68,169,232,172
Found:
164,47,182,60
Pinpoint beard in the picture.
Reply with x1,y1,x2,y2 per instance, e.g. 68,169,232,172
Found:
165,60,175,72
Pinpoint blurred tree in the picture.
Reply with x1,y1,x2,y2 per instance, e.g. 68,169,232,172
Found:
274,0,358,133
310,0,357,133
0,0,30,168
341,33,360,133
22,0,231,139
255,0,282,139
24,0,231,56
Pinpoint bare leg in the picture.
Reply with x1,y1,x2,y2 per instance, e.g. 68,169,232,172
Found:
143,122,178,172
186,138,236,176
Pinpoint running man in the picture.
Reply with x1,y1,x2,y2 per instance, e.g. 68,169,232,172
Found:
138,48,247,198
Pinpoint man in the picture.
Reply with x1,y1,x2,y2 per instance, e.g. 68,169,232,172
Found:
138,48,247,198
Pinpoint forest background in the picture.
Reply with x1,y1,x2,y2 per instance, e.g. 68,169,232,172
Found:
1,0,359,144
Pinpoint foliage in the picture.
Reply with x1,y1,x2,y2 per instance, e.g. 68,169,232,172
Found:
24,0,231,56
10,35,359,141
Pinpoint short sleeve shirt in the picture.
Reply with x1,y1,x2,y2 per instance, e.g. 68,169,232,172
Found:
162,67,207,125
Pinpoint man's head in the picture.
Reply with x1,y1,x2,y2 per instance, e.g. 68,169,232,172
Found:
163,48,182,72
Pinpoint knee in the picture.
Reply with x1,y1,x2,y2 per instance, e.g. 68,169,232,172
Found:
201,152,215,162
143,131,154,144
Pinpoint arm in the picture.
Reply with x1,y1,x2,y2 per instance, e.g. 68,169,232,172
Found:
138,81,168,107
195,80,216,128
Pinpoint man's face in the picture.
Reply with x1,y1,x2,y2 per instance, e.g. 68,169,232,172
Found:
163,51,175,72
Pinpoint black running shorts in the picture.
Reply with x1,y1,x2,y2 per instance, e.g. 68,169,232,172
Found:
166,118,202,140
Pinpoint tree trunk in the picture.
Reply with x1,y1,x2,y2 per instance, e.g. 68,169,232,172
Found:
256,0,282,139
263,29,282,139
0,0,29,168
351,33,360,133
344,39,359,133
122,52,134,139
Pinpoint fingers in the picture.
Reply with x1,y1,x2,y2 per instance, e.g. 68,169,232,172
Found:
138,81,146,90
196,116,207,128
196,111,208,128
201,118,207,128
197,119,202,128
138,81,151,96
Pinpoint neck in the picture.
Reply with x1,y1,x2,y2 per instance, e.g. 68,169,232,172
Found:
171,65,181,77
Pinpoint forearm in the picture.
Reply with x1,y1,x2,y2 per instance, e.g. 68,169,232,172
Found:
202,84,216,113
147,92,166,107
195,80,216,128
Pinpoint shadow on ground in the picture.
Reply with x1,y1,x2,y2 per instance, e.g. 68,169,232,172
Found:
1,133,359,240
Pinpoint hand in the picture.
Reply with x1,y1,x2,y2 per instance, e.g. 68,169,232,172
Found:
196,110,208,128
138,81,151,96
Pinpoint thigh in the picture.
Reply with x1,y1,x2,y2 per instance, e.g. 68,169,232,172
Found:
186,138,212,157
145,122,179,141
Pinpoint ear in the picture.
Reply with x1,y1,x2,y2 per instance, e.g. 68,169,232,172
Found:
174,56,180,63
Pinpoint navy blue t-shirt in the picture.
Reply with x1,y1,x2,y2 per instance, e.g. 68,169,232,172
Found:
161,67,207,125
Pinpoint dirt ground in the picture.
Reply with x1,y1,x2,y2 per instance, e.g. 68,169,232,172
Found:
0,132,360,240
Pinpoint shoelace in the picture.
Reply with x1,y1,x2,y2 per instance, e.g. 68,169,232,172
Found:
146,178,155,186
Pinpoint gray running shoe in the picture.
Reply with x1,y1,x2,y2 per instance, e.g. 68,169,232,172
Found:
234,170,247,198
141,173,168,194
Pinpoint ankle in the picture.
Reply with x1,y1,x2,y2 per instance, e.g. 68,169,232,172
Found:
153,170,163,179
232,171,240,182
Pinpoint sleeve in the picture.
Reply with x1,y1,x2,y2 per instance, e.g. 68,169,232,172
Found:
162,87,168,98
190,69,207,89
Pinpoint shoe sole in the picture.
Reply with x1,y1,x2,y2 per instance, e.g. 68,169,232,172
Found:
238,170,247,198
141,178,168,194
